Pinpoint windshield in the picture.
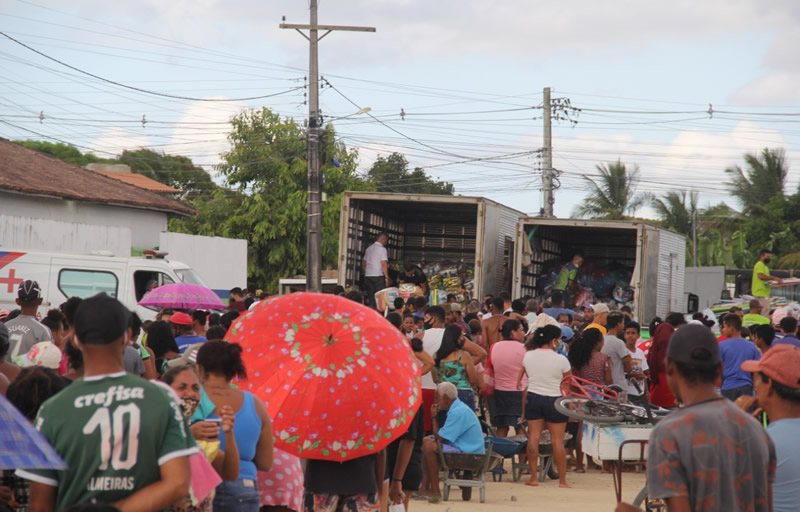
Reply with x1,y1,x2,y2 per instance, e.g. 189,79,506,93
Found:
176,268,210,288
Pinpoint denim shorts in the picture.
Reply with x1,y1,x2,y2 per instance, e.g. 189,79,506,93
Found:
524,392,568,424
212,478,260,512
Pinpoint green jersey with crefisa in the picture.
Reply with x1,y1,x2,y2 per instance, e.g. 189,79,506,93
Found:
17,372,197,510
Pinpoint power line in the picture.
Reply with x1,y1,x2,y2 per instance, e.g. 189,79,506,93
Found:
0,31,305,102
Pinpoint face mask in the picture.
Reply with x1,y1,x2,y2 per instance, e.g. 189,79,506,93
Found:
423,321,433,330
764,258,771,264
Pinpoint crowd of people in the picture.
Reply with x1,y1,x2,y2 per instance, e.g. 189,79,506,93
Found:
3,249,800,512
352,253,800,512
0,282,297,512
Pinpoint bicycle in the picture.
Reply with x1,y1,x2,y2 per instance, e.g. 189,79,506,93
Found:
555,376,670,425
555,376,670,511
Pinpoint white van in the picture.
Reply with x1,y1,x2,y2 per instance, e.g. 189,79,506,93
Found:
0,249,210,320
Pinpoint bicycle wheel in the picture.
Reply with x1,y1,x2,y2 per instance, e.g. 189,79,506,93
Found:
633,485,648,506
554,397,625,424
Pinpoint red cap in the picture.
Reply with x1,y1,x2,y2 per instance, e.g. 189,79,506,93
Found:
170,312,193,326
741,344,800,389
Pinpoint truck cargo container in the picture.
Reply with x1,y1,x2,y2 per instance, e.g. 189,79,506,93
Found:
513,218,686,322
338,192,524,301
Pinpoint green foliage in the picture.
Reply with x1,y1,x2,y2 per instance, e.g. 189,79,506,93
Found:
118,148,217,199
651,191,698,236
573,159,649,219
14,140,113,166
171,108,372,292
367,152,453,195
725,148,788,216
695,229,751,268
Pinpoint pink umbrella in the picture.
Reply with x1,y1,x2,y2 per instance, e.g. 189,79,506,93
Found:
139,282,225,310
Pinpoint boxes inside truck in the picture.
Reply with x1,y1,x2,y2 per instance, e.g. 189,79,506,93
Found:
340,192,523,302
520,223,639,309
342,197,479,301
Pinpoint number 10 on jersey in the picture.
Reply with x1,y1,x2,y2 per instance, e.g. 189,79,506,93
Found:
83,404,141,471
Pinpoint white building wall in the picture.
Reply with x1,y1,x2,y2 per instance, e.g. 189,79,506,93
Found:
0,214,132,255
159,231,248,293
0,191,167,248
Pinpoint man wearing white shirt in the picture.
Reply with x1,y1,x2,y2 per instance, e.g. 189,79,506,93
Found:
362,233,390,309
421,306,447,432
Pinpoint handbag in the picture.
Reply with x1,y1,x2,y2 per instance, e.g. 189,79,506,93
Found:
480,371,495,397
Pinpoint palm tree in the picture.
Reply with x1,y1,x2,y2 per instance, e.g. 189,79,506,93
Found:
651,191,698,236
725,148,788,215
573,159,649,220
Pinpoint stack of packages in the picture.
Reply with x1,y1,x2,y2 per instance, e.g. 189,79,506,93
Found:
423,263,475,306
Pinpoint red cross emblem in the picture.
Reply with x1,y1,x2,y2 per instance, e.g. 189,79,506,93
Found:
0,268,23,293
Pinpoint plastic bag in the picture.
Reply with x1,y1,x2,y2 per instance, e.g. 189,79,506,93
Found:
375,287,399,312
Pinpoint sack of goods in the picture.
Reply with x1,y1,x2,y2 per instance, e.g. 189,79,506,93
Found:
375,287,400,312
397,283,419,300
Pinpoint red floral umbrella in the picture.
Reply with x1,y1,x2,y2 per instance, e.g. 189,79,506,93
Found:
229,292,421,461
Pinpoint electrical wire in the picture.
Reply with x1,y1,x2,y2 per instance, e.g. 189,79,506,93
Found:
0,31,305,102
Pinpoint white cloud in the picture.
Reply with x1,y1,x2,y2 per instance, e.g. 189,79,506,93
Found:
67,0,796,60
88,127,152,157
165,99,246,170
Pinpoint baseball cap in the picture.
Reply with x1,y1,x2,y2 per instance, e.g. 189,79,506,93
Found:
18,280,41,302
592,303,610,314
449,303,462,313
170,312,193,326
741,344,800,389
74,293,130,345
15,341,62,370
561,326,574,341
667,323,720,366
582,304,594,311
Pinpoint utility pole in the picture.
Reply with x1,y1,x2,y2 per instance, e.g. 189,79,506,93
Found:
542,87,554,217
281,3,375,293
692,205,698,267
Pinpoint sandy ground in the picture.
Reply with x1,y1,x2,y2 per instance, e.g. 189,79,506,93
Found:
412,465,646,512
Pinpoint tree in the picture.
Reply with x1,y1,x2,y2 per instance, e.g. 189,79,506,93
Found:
725,148,788,216
651,191,698,236
14,140,113,166
14,140,216,199
171,108,372,292
573,159,649,219
367,152,453,195
118,148,217,199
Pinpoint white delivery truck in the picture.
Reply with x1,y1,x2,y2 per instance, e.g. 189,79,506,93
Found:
0,249,209,320
338,191,524,300
512,218,686,323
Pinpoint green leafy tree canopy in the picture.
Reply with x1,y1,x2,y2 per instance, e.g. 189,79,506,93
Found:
367,152,453,195
574,159,649,220
651,190,698,236
14,140,113,167
725,148,788,216
171,108,372,292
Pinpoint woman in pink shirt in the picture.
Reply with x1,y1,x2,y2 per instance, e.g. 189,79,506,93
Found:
485,319,527,437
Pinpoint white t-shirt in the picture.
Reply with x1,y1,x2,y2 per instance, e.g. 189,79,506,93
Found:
421,328,445,390
626,347,649,396
363,241,388,277
525,312,538,326
522,349,571,397
602,335,630,388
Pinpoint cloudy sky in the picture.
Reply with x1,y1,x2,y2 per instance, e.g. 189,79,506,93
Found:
1,0,799,217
